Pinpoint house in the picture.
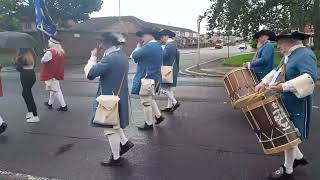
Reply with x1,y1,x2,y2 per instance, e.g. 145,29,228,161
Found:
23,16,198,60
304,22,314,47
69,16,198,48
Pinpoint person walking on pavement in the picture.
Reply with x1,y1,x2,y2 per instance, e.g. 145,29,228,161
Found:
255,31,317,179
131,28,165,131
0,64,7,134
40,36,68,112
159,29,181,113
244,30,276,82
84,32,134,167
15,48,40,123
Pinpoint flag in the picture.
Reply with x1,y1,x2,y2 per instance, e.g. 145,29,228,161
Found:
34,0,57,37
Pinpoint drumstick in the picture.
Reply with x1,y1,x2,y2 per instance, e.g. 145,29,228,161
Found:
246,89,273,104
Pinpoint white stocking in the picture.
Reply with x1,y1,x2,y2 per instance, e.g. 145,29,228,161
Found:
118,128,128,145
151,99,161,118
107,133,121,160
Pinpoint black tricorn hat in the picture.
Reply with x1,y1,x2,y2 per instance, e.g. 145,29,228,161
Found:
252,30,276,39
136,28,160,39
159,29,176,38
271,30,312,41
97,32,126,45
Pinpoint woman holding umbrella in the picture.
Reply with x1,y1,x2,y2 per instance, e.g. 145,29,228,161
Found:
15,48,40,123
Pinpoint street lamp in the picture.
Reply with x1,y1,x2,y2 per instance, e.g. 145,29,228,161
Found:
119,0,121,17
197,15,205,70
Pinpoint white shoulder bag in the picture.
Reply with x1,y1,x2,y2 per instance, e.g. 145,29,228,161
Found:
93,74,125,126
139,74,155,96
161,57,176,84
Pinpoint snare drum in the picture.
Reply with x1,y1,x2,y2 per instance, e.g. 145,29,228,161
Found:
242,95,301,154
223,67,259,109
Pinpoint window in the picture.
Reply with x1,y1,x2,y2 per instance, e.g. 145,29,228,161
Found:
24,22,32,30
193,33,198,38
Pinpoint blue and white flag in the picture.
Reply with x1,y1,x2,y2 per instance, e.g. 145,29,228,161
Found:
34,0,57,37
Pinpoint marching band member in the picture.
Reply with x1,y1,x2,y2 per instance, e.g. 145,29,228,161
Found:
15,48,40,123
0,64,7,134
159,29,181,112
245,30,276,82
255,31,318,179
41,36,68,112
131,28,165,131
85,32,134,166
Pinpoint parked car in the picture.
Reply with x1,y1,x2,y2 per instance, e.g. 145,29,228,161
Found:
238,43,247,50
215,43,223,49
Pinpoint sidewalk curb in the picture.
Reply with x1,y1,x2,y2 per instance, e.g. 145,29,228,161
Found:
184,58,227,77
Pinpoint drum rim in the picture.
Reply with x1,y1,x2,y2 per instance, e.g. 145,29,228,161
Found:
223,67,250,80
241,95,278,112
263,138,302,155
233,93,257,109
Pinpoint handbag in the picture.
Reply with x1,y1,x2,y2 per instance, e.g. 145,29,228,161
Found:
93,74,125,126
161,56,176,84
139,75,155,96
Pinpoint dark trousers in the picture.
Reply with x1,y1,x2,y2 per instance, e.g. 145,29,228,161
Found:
20,69,37,116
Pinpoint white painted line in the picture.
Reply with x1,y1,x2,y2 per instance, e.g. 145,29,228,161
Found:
313,105,320,109
0,170,62,180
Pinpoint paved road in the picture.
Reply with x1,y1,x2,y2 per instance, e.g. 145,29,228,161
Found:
0,69,320,180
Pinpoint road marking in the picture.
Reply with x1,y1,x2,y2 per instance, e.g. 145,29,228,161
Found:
313,105,319,109
0,170,61,180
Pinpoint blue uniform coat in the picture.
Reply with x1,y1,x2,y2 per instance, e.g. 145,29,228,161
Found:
131,41,163,95
276,47,318,139
251,41,275,81
161,41,180,88
87,50,129,129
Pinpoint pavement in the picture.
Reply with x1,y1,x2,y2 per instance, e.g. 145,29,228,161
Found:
184,47,320,81
0,48,320,180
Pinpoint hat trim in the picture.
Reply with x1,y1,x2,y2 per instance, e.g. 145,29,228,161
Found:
49,38,61,44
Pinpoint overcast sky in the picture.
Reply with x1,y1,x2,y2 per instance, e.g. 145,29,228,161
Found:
90,0,211,33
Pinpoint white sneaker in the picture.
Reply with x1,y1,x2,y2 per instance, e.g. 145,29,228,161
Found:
27,116,40,123
26,112,34,119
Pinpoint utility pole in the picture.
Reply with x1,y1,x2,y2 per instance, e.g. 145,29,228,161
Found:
197,15,205,70
119,0,121,17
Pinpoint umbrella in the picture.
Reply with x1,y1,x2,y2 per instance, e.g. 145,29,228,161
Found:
0,31,38,48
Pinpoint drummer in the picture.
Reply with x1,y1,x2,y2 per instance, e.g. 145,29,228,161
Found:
244,30,276,82
255,31,318,179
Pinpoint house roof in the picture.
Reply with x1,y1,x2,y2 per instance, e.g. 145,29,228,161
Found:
70,16,196,33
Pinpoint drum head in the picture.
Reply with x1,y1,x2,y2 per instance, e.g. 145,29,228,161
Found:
233,93,265,109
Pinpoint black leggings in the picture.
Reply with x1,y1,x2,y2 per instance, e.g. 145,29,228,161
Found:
20,69,37,116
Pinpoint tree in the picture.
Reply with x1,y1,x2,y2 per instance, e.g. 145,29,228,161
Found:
0,0,22,31
0,0,103,30
313,0,320,49
205,0,320,49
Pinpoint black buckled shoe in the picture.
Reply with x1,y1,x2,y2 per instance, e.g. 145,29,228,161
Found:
170,102,181,112
155,116,165,125
138,123,153,131
44,102,53,109
100,156,124,167
293,157,309,168
120,141,134,156
57,106,68,112
161,107,173,112
0,122,7,134
268,165,293,180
